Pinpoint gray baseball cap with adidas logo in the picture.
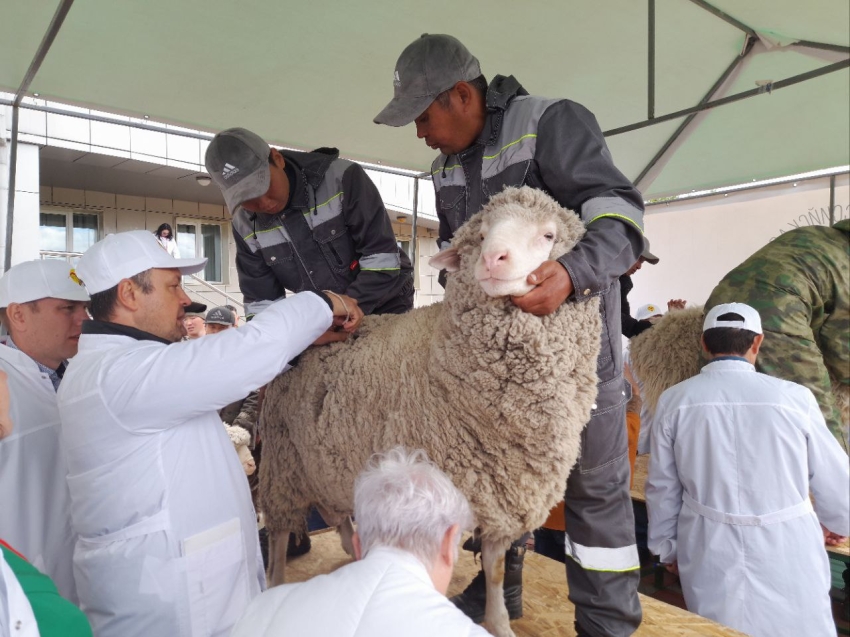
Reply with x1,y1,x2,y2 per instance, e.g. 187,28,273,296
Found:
374,34,481,127
205,127,272,213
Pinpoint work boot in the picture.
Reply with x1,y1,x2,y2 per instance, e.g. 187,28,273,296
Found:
451,533,529,623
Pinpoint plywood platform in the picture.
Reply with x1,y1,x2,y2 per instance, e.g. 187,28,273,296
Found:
287,529,746,636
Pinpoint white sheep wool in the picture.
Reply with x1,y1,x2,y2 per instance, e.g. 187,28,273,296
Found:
628,306,705,418
258,187,602,599
225,423,256,476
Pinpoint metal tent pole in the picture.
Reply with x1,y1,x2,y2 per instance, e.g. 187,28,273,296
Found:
634,35,756,189
3,0,76,271
829,175,836,225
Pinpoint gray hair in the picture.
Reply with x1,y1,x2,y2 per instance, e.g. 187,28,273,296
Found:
354,447,475,567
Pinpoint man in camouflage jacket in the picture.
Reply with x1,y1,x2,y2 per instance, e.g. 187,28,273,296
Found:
705,219,849,453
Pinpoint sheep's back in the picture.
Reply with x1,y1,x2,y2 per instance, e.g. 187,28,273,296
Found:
629,307,704,417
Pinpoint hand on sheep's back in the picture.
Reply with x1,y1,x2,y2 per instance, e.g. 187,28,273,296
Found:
312,292,364,345
511,260,575,316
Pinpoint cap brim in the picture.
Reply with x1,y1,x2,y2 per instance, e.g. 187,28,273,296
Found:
374,94,436,127
223,164,271,213
641,250,660,265
174,258,208,277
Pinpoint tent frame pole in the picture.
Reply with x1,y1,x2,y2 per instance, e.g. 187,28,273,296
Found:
4,0,76,271
634,35,756,189
647,0,655,120
688,0,756,37
604,58,850,137
829,176,836,225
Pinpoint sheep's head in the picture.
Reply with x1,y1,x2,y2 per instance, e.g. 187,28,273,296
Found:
429,186,585,298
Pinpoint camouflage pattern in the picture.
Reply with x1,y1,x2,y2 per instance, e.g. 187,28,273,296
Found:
705,219,850,453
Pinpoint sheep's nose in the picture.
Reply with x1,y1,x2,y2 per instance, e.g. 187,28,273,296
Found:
482,249,509,272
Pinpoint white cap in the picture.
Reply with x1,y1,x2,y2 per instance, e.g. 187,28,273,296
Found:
0,259,90,308
636,303,663,321
703,302,763,334
76,230,207,294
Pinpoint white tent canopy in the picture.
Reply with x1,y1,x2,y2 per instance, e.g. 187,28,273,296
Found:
2,0,848,199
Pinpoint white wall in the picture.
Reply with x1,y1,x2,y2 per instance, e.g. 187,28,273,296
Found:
0,141,42,265
630,175,850,312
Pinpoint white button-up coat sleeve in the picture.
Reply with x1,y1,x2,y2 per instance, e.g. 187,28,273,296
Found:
101,291,331,433
646,395,683,564
805,391,850,536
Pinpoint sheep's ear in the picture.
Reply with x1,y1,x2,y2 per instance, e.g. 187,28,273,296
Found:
429,247,461,272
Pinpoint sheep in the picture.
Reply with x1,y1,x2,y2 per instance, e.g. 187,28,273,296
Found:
259,186,602,637
627,306,704,420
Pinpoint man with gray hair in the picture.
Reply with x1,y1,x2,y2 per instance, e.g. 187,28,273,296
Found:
0,259,90,604
231,448,490,637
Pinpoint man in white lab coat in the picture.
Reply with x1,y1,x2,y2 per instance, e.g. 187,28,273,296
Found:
647,302,850,637
0,259,91,604
57,230,362,637
232,448,491,637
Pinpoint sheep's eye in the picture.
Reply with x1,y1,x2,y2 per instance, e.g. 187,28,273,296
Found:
544,232,555,240
480,234,485,242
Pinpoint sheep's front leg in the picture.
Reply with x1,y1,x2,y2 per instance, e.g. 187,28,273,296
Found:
481,538,516,637
266,530,288,587
338,516,356,558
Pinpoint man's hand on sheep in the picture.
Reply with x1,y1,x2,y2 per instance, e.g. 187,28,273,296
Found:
667,299,687,311
511,260,574,316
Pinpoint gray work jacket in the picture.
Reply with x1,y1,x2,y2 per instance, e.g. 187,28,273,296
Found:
432,75,646,397
232,148,412,317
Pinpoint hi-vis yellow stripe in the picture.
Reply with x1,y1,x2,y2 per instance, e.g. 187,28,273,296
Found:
483,134,537,160
432,164,463,175
303,191,343,215
243,191,344,239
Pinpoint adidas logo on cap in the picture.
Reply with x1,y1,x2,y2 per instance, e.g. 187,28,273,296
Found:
222,163,240,180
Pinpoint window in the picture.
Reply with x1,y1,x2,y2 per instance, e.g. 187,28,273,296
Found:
39,211,99,264
177,221,225,283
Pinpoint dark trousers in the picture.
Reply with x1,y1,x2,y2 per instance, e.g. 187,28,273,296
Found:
564,378,642,637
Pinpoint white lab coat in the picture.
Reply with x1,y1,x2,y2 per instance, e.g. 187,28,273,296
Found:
231,546,491,637
0,340,78,604
0,550,40,637
647,359,850,637
57,292,331,637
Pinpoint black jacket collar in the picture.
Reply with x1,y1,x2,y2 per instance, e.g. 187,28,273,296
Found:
476,74,529,147
82,320,172,345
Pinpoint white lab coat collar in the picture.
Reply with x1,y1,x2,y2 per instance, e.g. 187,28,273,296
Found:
0,338,47,377
363,546,434,587
701,358,755,373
